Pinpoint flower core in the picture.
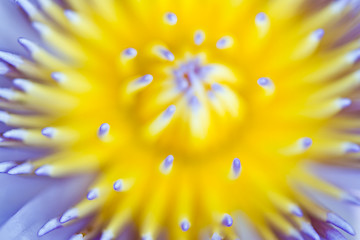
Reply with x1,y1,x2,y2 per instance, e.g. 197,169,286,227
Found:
0,0,360,240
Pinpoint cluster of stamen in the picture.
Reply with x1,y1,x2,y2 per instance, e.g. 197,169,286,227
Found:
0,0,359,240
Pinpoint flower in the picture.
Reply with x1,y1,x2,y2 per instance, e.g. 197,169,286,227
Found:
0,0,360,239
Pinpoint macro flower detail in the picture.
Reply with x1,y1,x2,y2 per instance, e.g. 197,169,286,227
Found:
0,0,359,240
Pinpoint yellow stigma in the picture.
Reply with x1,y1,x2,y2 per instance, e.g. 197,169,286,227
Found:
1,0,360,239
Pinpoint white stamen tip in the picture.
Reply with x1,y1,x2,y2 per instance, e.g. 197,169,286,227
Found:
16,0,38,17
164,12,177,25
255,12,268,24
216,36,234,49
122,48,137,59
13,78,33,92
35,165,53,176
41,127,57,138
60,208,79,223
113,179,123,191
7,162,33,175
0,161,17,173
311,29,325,41
337,98,352,109
100,230,114,240
51,72,67,83
343,142,360,153
3,129,27,140
0,111,10,124
331,0,348,13
141,234,153,240
98,123,110,138
160,155,174,174
87,188,99,200
64,10,80,23
69,234,84,240
194,30,205,45
346,49,360,63
38,218,61,237
0,51,24,67
0,62,9,75
32,22,50,35
0,88,16,100
211,232,222,240
18,38,38,53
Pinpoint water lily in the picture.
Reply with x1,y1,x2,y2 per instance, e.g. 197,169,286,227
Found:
0,0,359,239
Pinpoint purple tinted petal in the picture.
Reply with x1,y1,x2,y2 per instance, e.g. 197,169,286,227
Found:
0,175,93,239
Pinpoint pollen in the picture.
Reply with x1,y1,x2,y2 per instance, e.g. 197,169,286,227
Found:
0,0,360,239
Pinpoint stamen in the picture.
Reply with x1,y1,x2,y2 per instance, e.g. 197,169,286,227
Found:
229,158,241,180
300,222,320,240
255,12,270,38
342,193,360,206
346,49,360,63
15,0,38,18
69,234,84,240
311,29,325,41
292,29,324,60
164,12,177,25
0,51,24,67
60,208,79,223
98,123,110,139
113,179,123,191
342,142,360,153
290,205,303,217
221,213,233,227
87,188,99,200
64,10,81,23
188,95,201,111
180,219,190,231
32,22,51,35
51,72,91,93
336,98,352,109
216,36,234,49
194,30,205,45
51,72,66,83
330,0,348,13
0,111,10,124
13,79,33,92
159,155,174,175
0,88,17,100
268,192,303,217
7,162,33,175
153,46,175,61
112,178,133,192
148,105,176,136
211,232,222,240
0,161,17,173
121,48,137,62
301,137,313,149
3,129,27,141
38,218,61,236
257,77,275,95
326,212,355,235
281,137,313,155
19,39,41,58
35,165,53,176
126,74,153,94
41,127,57,138
141,233,153,240
0,62,9,75
100,230,114,240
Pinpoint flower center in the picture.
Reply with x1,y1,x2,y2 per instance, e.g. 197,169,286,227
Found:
136,54,245,154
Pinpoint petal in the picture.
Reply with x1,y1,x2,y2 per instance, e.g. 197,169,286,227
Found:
0,175,93,240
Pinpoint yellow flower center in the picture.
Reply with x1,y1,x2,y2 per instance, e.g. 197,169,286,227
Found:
0,0,359,239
